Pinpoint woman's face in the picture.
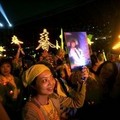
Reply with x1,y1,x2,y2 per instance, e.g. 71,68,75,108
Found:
100,63,114,79
35,70,56,95
0,63,11,76
71,41,76,48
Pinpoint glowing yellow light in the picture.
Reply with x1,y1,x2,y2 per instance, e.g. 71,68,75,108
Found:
112,42,120,49
87,34,94,45
56,40,60,49
11,35,25,55
102,50,107,61
87,38,94,45
11,35,23,45
119,55,120,60
0,46,6,52
59,28,64,49
36,28,56,51
118,35,120,38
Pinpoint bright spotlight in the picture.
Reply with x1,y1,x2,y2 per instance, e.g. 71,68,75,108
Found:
8,23,12,27
0,22,4,27
0,4,12,28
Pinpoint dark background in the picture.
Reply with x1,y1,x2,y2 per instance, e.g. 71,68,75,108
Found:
0,0,120,55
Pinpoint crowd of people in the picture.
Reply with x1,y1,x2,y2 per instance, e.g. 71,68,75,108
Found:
0,44,120,120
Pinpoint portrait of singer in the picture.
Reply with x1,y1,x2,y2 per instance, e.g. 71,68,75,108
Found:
68,39,86,69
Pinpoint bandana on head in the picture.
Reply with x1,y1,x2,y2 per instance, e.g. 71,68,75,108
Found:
22,64,50,87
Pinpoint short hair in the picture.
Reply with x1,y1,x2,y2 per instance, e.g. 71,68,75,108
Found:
0,58,13,74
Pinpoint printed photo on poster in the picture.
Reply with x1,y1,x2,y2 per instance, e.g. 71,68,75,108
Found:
64,32,91,71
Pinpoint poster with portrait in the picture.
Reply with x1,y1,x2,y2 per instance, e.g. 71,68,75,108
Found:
64,32,91,71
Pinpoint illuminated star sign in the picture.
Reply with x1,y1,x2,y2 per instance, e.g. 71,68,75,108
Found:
0,46,6,52
36,39,56,51
87,34,94,45
11,35,23,45
36,28,56,51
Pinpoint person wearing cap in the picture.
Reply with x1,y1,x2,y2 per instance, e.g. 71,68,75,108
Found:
22,64,88,120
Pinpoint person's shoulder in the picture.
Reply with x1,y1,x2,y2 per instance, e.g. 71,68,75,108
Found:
22,101,40,120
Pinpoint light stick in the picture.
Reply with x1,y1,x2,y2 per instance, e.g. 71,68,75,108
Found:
102,50,107,61
59,28,64,49
56,40,60,49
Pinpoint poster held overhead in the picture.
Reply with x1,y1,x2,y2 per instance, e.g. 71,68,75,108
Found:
64,32,91,71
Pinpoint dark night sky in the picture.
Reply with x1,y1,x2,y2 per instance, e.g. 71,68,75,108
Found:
0,0,120,54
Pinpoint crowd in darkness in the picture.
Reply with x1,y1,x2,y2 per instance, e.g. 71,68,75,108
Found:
0,44,120,120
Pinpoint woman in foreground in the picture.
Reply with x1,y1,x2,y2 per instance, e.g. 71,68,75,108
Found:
22,64,88,120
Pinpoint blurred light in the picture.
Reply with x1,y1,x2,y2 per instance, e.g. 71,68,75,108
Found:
3,54,6,57
112,42,120,49
24,97,27,100
8,23,12,27
118,35,120,39
102,37,106,40
0,22,3,27
0,46,6,52
95,38,98,40
9,90,13,94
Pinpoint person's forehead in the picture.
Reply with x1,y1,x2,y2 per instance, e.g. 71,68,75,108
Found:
0,62,11,66
37,70,51,77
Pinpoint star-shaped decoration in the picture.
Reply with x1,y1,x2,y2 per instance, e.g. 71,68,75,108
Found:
11,35,23,45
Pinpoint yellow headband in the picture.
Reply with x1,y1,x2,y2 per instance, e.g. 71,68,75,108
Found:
22,64,50,87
